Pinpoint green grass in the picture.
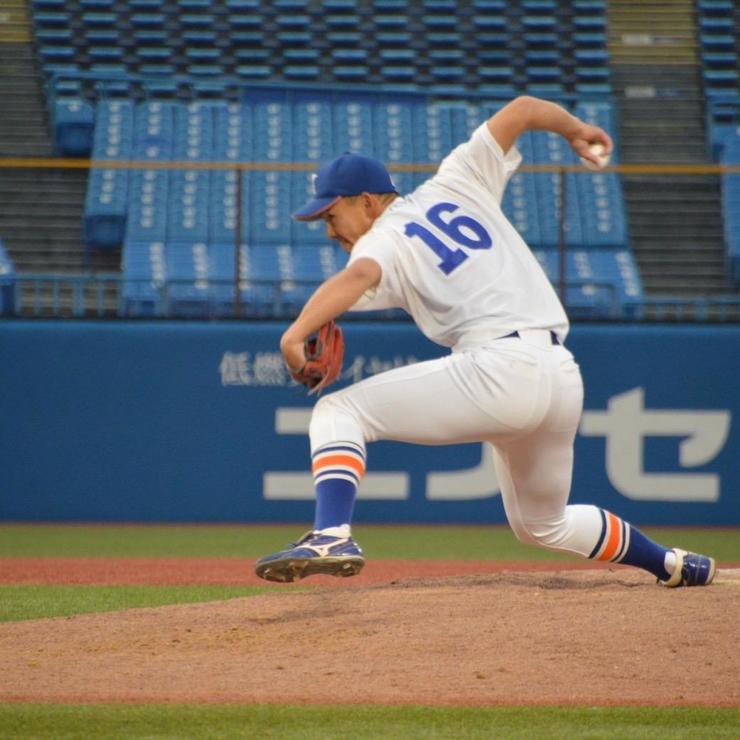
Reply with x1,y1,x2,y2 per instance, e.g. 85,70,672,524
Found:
1,524,738,561
0,704,738,739
0,585,273,623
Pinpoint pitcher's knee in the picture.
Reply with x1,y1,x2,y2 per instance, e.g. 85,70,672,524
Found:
309,392,366,449
508,519,539,546
310,392,348,430
511,516,570,550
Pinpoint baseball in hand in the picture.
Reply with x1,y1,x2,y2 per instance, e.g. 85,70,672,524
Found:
580,143,611,171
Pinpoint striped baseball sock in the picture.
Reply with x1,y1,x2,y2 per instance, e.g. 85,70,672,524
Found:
311,441,366,532
589,509,672,581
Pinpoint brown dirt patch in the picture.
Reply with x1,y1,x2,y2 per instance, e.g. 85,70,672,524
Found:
1,559,739,707
0,556,607,586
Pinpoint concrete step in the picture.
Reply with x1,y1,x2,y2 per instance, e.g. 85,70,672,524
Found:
0,181,86,195
0,145,53,157
641,268,730,283
0,106,50,118
637,251,726,265
624,193,720,205
0,131,50,144
622,119,704,132
0,171,87,187
641,281,732,295
619,147,709,163
0,191,86,207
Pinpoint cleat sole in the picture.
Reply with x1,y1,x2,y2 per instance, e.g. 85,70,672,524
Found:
256,555,364,583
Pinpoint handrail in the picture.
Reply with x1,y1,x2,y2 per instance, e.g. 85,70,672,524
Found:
0,273,644,321
1,157,740,175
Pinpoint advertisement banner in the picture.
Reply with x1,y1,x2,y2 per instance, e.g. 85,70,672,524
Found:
0,321,737,525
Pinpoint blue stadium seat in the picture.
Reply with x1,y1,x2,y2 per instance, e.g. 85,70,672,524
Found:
213,102,254,161
0,239,17,317
168,172,211,242
81,11,117,28
706,98,740,159
533,248,643,318
293,100,334,162
35,27,73,43
703,69,740,98
84,100,134,250
289,67,323,90
126,171,170,242
210,171,248,243
698,0,734,14
251,172,291,242
229,12,265,29
52,97,94,156
334,101,374,153
39,45,76,63
413,103,453,165
121,240,166,315
291,244,345,282
374,102,415,164
164,241,210,316
374,14,408,29
379,65,417,83
253,100,292,161
173,102,214,160
235,65,272,80
721,133,740,282
284,48,320,64
180,13,215,29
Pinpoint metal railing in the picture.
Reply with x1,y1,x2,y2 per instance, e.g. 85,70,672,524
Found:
1,156,739,322
0,274,639,321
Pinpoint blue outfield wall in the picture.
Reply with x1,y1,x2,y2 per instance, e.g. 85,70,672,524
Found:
0,321,738,525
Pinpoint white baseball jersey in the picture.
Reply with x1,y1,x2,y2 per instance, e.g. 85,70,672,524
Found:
348,123,569,351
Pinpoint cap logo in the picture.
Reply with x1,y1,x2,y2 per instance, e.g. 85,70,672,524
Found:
311,173,318,194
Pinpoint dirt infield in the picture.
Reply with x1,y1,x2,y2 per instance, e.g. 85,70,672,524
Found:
0,556,609,586
1,558,739,706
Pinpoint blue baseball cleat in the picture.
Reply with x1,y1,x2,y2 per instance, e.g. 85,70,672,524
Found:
662,549,716,587
255,531,365,583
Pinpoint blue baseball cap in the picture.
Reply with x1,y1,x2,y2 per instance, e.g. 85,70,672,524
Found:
292,152,398,221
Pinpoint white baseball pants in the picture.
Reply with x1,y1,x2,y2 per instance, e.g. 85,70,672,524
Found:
309,329,604,557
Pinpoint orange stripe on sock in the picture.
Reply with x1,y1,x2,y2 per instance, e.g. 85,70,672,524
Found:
312,454,365,478
598,512,623,561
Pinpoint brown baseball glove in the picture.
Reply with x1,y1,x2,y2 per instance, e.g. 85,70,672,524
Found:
289,320,345,395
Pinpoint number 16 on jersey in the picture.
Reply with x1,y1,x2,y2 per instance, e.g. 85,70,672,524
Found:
404,201,493,275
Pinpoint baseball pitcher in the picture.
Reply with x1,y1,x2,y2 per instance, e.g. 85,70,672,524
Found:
256,95,716,588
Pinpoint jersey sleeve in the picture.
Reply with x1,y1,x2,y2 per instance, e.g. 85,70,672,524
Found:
433,123,522,205
346,227,402,311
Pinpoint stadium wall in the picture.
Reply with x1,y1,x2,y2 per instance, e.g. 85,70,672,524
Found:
0,321,737,525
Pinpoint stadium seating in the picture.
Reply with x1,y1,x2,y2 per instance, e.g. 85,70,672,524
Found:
83,99,133,249
0,239,16,316
706,97,740,160
720,131,740,285
29,0,636,319
52,97,95,155
697,1,739,100
697,0,740,159
533,248,644,319
102,94,637,319
32,0,611,103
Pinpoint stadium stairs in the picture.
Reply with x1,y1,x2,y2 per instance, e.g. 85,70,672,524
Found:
608,0,730,304
0,18,117,278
